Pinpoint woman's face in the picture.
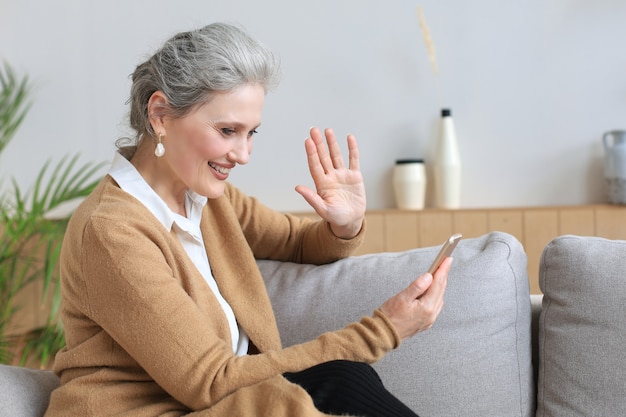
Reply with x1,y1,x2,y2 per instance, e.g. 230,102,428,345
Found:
161,83,265,199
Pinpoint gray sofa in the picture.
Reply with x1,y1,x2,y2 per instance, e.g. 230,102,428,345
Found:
1,231,625,417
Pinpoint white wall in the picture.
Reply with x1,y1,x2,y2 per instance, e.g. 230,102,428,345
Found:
2,0,626,212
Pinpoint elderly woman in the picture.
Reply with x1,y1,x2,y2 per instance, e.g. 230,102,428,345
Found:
44,23,450,417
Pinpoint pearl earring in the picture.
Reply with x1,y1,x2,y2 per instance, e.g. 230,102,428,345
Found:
155,133,165,157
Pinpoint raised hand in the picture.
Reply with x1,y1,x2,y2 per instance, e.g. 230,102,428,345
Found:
295,127,366,239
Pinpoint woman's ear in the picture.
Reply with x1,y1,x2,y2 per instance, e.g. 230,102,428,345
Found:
147,91,168,135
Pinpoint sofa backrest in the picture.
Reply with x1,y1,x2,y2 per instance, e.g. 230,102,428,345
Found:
260,231,535,417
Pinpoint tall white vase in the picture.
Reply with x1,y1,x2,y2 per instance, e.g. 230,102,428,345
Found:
434,108,461,209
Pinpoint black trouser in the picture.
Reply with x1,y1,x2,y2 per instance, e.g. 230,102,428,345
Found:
283,360,419,417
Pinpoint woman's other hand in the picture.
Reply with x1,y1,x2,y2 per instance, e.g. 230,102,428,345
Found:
379,257,452,341
295,127,366,239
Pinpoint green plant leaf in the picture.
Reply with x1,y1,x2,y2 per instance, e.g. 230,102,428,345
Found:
0,62,32,154
28,155,106,216
1,62,105,367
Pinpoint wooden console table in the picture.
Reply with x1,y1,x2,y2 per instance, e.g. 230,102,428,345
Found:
292,205,626,294
10,204,626,351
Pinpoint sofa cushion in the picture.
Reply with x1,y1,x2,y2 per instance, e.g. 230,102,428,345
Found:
259,231,534,417
537,235,626,417
0,364,59,417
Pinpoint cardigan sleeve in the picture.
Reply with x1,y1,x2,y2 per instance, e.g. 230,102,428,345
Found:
67,214,397,412
222,183,366,264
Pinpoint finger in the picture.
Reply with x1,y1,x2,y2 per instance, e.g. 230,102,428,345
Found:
323,128,346,170
303,137,325,182
294,184,326,215
433,257,453,283
422,257,452,302
346,134,360,171
405,273,434,300
309,127,333,174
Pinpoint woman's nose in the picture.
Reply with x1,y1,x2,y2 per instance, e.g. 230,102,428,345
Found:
227,136,252,165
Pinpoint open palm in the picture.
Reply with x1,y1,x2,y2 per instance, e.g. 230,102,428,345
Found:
295,127,366,239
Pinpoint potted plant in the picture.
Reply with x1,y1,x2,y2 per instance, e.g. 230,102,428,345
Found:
0,62,104,367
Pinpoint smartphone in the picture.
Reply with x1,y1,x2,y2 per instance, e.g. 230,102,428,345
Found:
427,233,462,274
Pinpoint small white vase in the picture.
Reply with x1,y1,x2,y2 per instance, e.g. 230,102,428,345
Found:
393,159,427,210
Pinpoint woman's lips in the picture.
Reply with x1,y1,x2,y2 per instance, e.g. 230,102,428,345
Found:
208,161,231,179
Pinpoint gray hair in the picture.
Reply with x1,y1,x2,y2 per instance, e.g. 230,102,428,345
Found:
122,22,281,146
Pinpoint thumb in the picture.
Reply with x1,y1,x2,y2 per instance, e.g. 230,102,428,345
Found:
405,273,433,300
295,185,324,212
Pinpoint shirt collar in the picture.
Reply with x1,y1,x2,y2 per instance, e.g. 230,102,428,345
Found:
108,151,207,232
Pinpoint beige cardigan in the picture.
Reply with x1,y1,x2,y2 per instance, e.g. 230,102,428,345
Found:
45,177,400,417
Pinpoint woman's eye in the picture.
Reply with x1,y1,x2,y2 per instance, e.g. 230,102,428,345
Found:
221,128,236,136
247,129,258,138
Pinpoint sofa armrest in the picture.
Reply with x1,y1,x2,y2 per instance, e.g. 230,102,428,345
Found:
0,364,59,417
537,235,626,417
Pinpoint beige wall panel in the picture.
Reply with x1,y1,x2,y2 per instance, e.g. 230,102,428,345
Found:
290,212,318,219
7,280,38,336
523,209,559,295
451,211,489,238
384,212,420,252
595,206,626,240
357,212,385,255
487,210,524,241
418,212,454,247
289,205,626,294
558,207,595,237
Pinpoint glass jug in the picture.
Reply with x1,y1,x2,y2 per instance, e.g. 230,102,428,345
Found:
603,130,626,204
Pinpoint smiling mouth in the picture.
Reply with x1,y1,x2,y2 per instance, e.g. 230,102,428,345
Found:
208,162,231,175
